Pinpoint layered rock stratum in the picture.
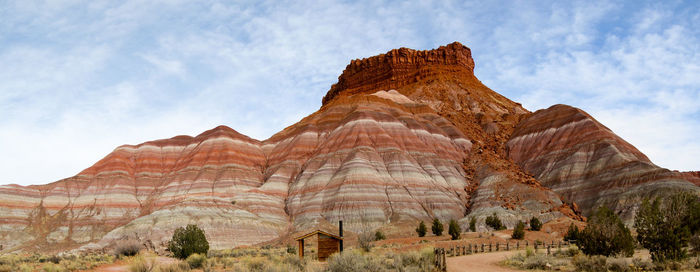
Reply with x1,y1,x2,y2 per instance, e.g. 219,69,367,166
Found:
0,42,697,253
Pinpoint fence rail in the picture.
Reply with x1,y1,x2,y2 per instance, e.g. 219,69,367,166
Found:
433,240,572,271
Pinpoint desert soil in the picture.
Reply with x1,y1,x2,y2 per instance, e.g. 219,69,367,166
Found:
447,250,521,272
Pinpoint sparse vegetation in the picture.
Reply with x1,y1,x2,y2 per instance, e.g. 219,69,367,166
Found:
0,253,114,272
578,206,634,257
115,240,143,257
168,224,210,259
431,218,444,236
448,219,461,240
511,220,525,239
326,248,434,272
529,217,542,231
635,192,700,263
469,217,476,232
185,253,207,269
485,212,505,230
357,229,375,252
415,221,427,237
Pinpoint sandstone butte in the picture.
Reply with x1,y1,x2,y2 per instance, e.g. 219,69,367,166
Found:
0,42,698,253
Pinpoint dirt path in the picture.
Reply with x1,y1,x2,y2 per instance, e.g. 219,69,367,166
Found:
447,250,522,272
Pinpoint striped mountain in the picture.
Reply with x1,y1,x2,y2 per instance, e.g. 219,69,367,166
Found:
0,42,697,253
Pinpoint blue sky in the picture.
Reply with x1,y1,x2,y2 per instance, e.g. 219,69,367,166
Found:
1,0,699,185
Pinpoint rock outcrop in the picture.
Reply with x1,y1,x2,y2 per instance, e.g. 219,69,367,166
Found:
0,42,696,253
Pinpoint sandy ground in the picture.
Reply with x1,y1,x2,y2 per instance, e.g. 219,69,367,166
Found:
447,250,522,272
88,255,178,272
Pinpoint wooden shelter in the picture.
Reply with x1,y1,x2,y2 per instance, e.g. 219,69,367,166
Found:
294,229,343,261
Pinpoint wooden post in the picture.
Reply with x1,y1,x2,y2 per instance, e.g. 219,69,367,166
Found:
298,239,304,258
481,243,485,252
506,242,509,251
489,243,492,252
525,240,529,247
496,242,499,251
517,241,520,250
558,241,562,249
547,245,551,255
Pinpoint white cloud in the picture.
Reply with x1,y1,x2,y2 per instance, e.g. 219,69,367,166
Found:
0,0,698,185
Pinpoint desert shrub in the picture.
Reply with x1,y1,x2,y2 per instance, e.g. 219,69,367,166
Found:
512,220,525,239
529,217,542,231
431,218,444,236
168,224,209,259
635,193,700,262
632,257,654,271
485,212,505,230
448,219,461,240
572,255,607,272
157,261,191,272
185,253,206,269
578,206,634,257
374,230,386,241
115,240,142,257
129,256,156,272
607,257,631,272
286,243,297,254
357,229,375,252
563,223,580,242
415,221,427,237
523,254,553,270
41,263,66,272
326,250,382,272
469,217,476,232
0,264,11,272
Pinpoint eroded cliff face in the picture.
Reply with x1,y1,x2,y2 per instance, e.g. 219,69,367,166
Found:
506,104,700,222
0,42,696,253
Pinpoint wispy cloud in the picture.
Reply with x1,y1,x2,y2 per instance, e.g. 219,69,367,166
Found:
1,0,698,185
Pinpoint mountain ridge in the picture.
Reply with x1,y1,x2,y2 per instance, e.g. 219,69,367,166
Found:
0,42,696,254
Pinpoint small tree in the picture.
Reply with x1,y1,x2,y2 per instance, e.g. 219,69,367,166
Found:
635,193,699,262
564,223,580,242
432,218,444,236
485,212,505,230
529,217,542,231
469,217,476,232
448,219,461,240
512,221,525,239
374,230,386,241
416,221,427,237
578,206,634,257
168,224,209,259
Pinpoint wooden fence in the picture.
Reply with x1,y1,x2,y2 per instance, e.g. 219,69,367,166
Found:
433,240,572,271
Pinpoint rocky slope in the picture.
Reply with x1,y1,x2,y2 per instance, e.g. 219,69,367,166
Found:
0,42,696,253
506,104,700,222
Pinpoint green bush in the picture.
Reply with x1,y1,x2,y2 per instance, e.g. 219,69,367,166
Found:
578,206,634,257
448,219,461,240
374,230,386,241
416,221,427,237
185,253,207,269
635,192,699,262
168,224,210,259
564,223,580,242
469,217,476,232
431,218,444,236
529,217,542,231
485,212,505,230
511,221,525,239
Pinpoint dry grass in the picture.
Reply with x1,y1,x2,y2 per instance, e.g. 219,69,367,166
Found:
0,253,114,271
